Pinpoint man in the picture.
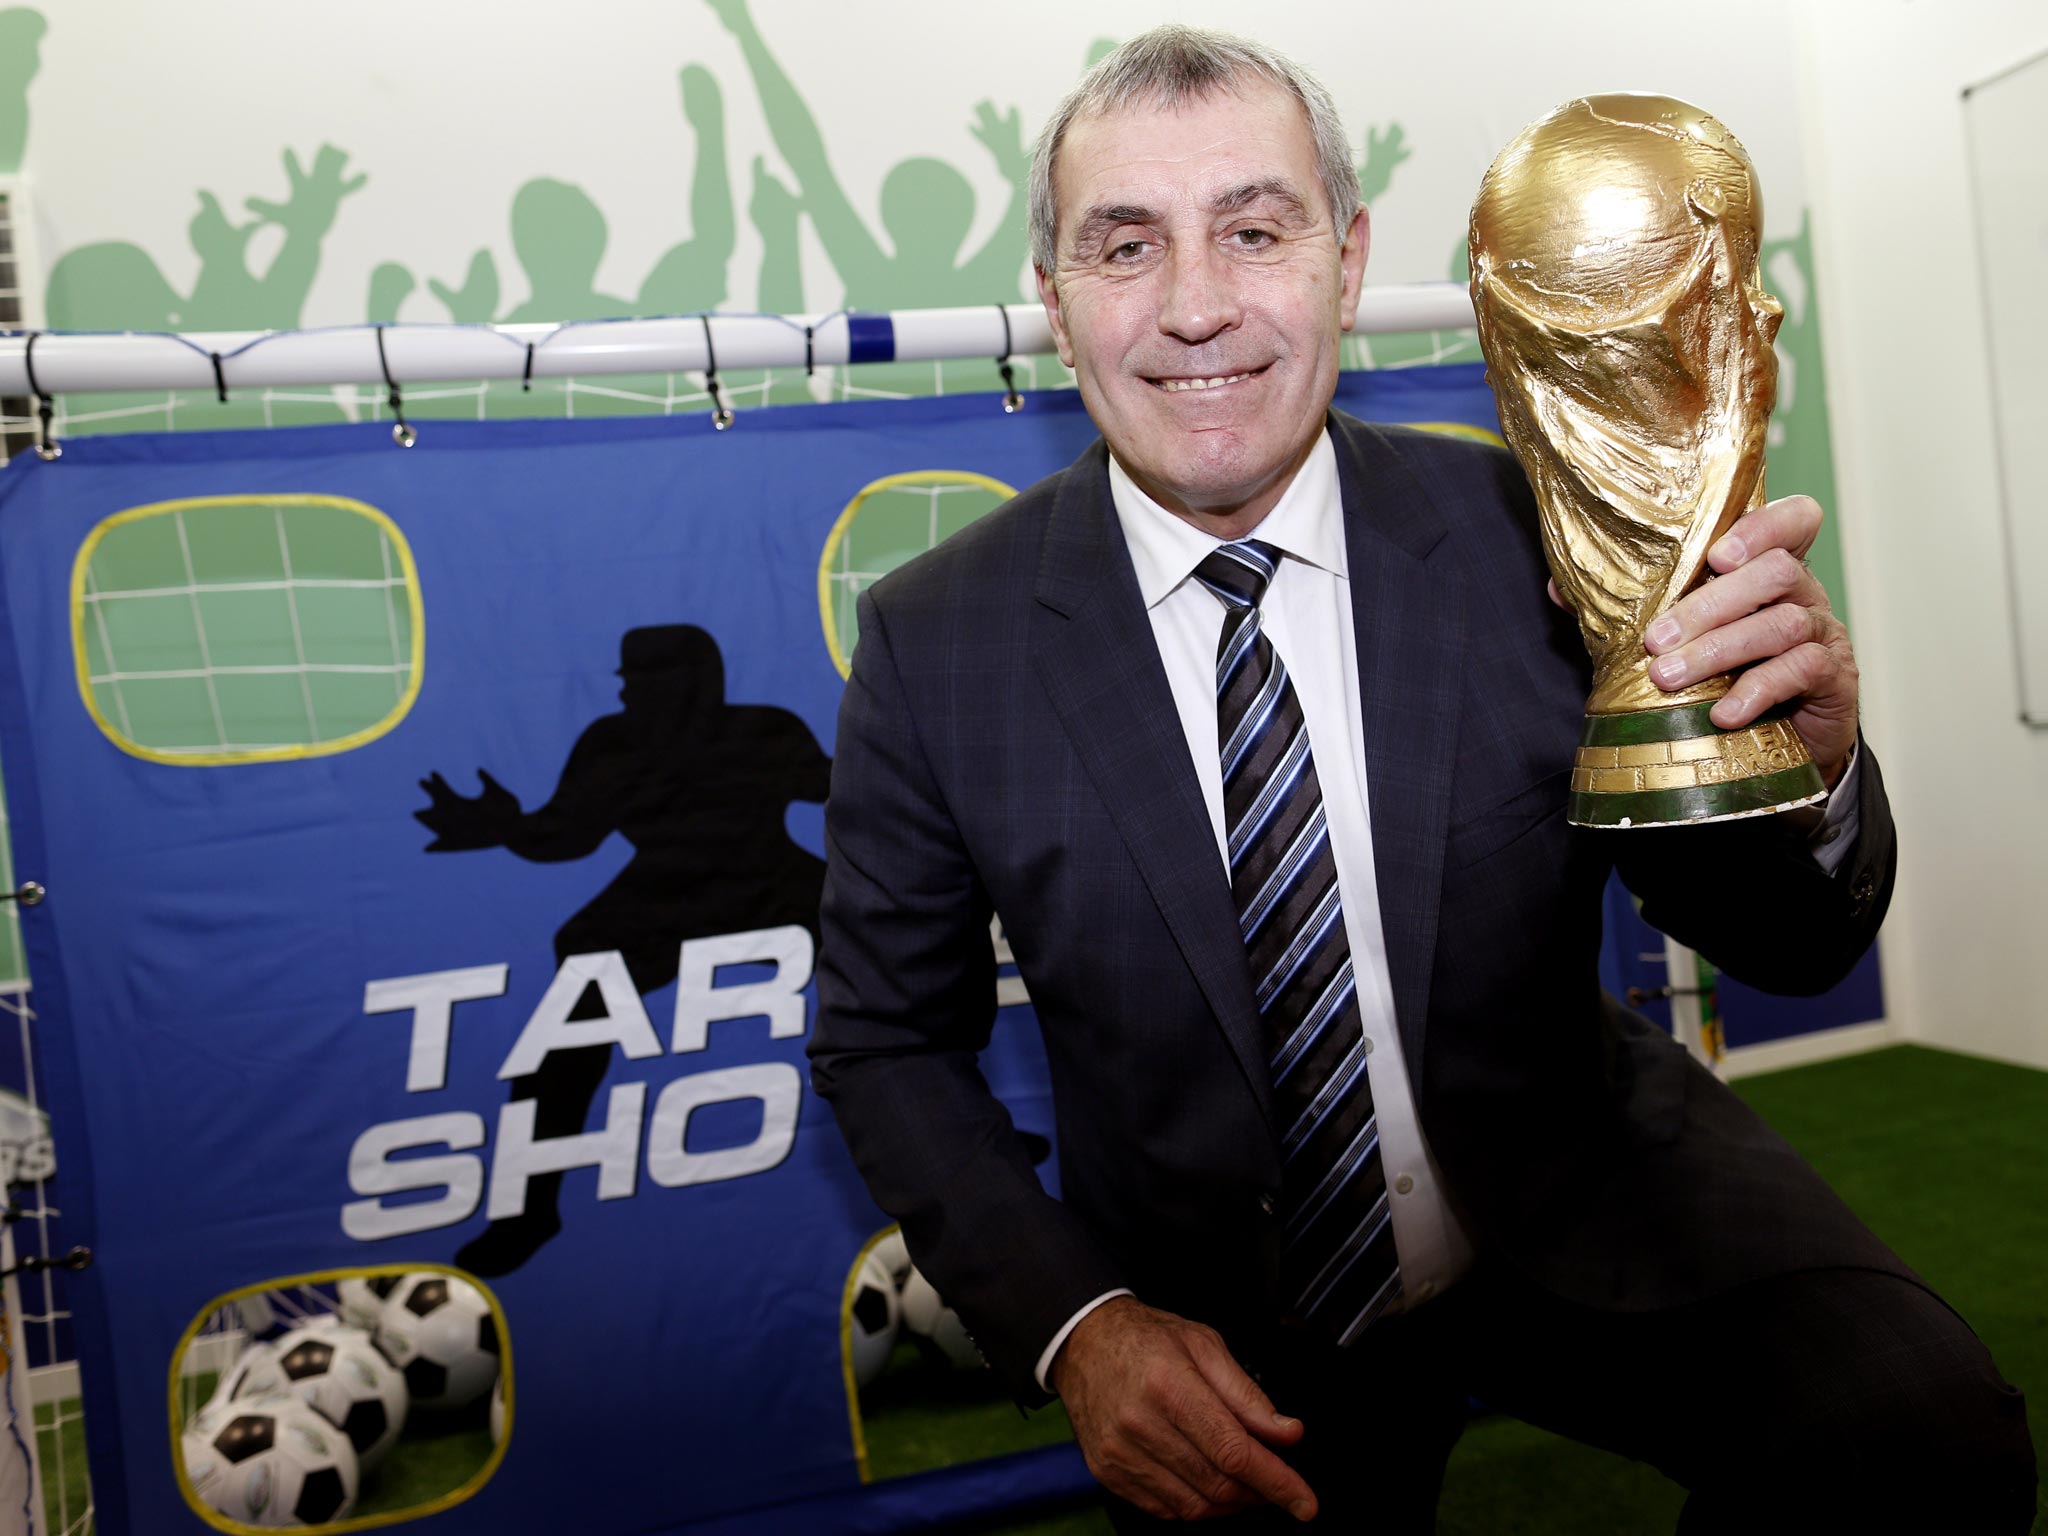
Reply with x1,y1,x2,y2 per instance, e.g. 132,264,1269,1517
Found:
811,26,2034,1532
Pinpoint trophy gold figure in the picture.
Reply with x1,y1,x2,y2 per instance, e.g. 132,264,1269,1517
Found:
1469,94,1827,827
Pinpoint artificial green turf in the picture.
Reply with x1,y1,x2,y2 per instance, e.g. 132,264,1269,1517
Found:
978,1044,2048,1535
350,1405,494,1518
34,1399,92,1536
860,1339,1080,1482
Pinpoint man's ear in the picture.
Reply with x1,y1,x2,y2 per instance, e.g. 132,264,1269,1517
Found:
1035,264,1077,369
1337,207,1371,335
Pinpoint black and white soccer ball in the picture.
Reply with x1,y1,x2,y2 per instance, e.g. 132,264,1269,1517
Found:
180,1395,360,1527
335,1274,404,1334
489,1374,506,1446
232,1319,409,1470
374,1272,500,1410
899,1266,984,1370
210,1337,279,1409
847,1249,901,1387
208,1314,341,1411
867,1228,912,1289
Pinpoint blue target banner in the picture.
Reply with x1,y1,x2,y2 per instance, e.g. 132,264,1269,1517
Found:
0,368,1878,1534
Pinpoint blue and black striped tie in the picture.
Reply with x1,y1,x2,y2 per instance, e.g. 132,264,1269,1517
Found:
1194,540,1402,1347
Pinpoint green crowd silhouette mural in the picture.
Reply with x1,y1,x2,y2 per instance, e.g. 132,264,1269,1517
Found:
0,7,42,176
396,65,768,418
7,0,1847,555
44,146,368,432
711,0,1030,311
709,0,1036,397
424,68,732,328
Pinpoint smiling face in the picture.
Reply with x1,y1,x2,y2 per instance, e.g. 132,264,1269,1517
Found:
1037,80,1367,536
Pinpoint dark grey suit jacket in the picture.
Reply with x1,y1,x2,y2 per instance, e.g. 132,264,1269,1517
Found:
811,411,1908,1403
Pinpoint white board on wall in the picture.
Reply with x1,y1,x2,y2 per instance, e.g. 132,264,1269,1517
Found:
1963,46,2048,727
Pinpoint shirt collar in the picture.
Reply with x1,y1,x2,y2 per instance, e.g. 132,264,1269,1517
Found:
1108,428,1345,611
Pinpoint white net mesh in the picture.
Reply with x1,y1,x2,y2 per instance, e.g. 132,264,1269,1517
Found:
78,498,417,758
822,474,1016,677
0,345,1078,455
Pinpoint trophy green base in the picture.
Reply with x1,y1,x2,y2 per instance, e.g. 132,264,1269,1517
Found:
1568,701,1827,829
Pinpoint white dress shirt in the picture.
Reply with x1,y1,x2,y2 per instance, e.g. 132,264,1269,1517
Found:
1034,428,1862,1391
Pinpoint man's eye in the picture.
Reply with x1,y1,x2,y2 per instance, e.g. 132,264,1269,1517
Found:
1232,228,1276,248
1108,240,1150,262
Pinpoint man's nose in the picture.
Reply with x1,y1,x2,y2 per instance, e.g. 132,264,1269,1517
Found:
1155,240,1241,345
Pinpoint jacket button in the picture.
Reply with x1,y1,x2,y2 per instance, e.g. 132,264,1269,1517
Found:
1851,869,1877,913
1257,1192,1276,1217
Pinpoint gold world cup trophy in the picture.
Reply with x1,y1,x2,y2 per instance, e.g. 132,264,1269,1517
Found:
1469,94,1827,827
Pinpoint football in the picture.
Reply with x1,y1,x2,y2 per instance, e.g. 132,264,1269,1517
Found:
335,1274,404,1333
867,1228,912,1289
374,1272,501,1410
232,1319,410,1470
211,1337,280,1409
847,1249,901,1387
180,1395,360,1526
898,1266,984,1370
489,1374,506,1445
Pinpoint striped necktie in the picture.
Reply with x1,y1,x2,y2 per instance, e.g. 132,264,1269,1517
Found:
1193,540,1401,1347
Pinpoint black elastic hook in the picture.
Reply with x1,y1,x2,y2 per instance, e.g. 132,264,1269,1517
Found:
209,351,229,405
700,313,733,430
522,342,536,394
22,332,59,461
994,305,1024,414
0,1244,91,1280
373,324,416,448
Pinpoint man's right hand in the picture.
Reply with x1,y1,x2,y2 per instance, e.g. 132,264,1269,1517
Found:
1051,1296,1318,1523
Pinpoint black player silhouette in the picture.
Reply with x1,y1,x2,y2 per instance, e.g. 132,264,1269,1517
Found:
416,624,830,1275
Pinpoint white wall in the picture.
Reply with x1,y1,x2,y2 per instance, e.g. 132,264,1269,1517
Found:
1794,1,2048,1067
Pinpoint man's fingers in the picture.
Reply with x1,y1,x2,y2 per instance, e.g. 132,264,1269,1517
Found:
1184,1410,1317,1518
1057,1304,1315,1521
1123,1411,1262,1518
1091,1380,1256,1521
1707,494,1823,573
1092,1434,1218,1524
1183,1328,1303,1444
1708,642,1842,729
1169,1374,1317,1519
1647,601,1829,692
1648,547,1827,655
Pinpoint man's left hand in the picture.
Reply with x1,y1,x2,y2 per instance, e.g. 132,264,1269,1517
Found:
1639,494,1859,789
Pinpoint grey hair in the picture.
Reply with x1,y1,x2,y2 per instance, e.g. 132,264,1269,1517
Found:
1027,25,1361,274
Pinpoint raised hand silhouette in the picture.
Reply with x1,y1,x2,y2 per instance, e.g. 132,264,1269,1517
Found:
188,144,367,332
1356,121,1411,207
415,769,523,852
636,63,735,314
244,145,368,240
428,250,501,325
969,100,1029,185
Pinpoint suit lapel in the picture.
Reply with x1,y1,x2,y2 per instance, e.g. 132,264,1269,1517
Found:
1331,415,1466,1075
1031,445,1274,1125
